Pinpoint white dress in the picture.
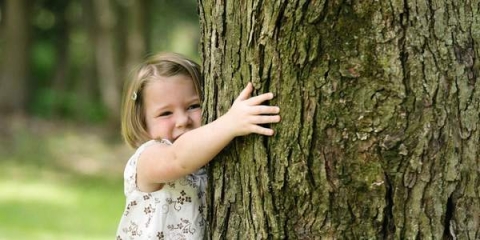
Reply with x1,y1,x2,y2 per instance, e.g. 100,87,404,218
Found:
116,140,207,240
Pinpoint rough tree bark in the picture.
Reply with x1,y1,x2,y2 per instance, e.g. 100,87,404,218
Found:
199,0,479,239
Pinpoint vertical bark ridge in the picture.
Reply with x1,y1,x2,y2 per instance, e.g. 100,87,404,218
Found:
199,0,480,238
395,0,480,239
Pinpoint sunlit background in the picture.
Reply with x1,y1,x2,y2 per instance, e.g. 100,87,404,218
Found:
0,0,199,239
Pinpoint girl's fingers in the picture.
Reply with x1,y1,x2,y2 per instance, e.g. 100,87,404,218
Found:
251,125,275,136
245,92,274,105
233,83,281,136
252,105,280,115
252,115,281,124
235,82,275,106
235,82,253,102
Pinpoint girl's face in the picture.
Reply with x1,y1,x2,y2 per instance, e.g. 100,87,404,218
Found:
143,75,201,143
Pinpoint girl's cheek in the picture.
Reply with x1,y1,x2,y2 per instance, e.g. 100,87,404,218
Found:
159,118,173,127
157,119,174,138
193,111,202,126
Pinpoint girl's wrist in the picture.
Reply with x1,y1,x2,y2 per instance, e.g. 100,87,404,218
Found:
216,114,239,138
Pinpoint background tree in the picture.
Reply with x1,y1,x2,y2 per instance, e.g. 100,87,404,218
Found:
0,0,31,113
199,0,479,239
92,0,121,123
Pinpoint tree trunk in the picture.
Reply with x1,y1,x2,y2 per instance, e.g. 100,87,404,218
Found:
0,0,31,113
77,0,98,104
93,0,121,123
123,0,148,80
199,0,479,239
50,0,71,117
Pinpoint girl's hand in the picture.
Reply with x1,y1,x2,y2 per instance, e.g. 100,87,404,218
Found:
224,82,281,136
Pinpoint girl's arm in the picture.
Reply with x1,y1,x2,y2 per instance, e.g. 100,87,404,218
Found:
138,83,280,190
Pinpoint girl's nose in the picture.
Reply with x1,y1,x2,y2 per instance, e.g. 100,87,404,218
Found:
175,112,192,128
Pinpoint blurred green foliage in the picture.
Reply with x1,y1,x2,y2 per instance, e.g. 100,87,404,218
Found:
31,88,108,122
0,0,200,123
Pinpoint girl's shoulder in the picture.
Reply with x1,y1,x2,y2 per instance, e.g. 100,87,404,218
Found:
124,139,172,195
127,139,170,168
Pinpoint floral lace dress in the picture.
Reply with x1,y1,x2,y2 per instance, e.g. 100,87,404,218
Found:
116,140,207,240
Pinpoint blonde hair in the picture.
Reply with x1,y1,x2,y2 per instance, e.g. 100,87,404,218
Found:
121,52,203,148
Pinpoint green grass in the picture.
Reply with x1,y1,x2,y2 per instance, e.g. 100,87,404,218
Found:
0,174,123,240
0,118,129,240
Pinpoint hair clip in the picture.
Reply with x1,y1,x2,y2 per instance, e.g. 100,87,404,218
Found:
131,92,137,101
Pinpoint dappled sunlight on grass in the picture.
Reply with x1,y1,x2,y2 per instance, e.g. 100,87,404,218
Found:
0,117,129,240
0,171,125,239
0,179,77,205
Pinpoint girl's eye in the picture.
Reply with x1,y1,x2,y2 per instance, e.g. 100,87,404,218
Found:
188,104,201,110
159,111,172,117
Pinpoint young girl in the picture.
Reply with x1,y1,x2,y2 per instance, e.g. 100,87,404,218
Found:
116,52,281,239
